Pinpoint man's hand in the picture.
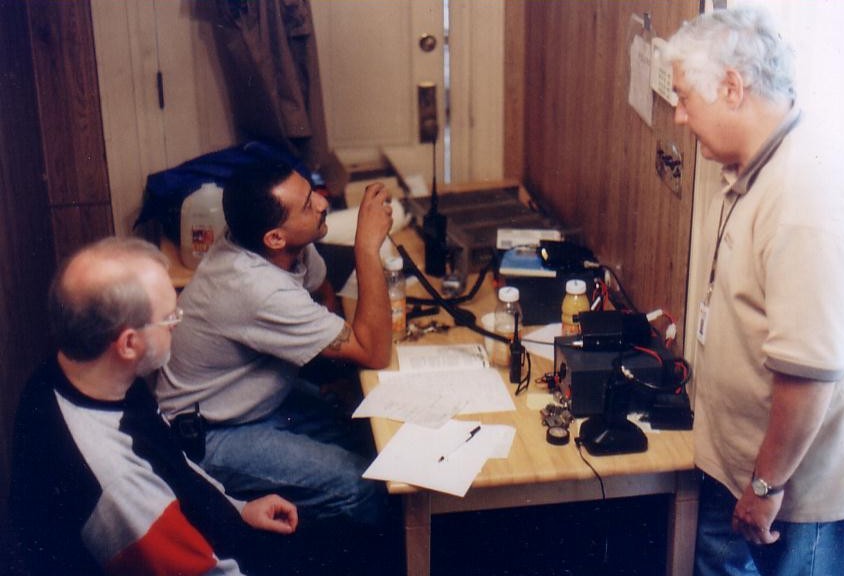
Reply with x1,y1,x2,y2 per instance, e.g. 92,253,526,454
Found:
735,373,834,546
241,494,299,535
322,180,393,368
355,182,393,255
731,484,783,545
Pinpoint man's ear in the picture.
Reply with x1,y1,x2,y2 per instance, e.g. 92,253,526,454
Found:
114,328,142,361
263,228,287,251
723,68,745,109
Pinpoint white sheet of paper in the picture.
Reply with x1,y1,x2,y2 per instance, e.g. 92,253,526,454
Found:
352,376,467,428
628,34,654,126
523,323,561,361
451,369,516,415
353,368,515,427
363,420,512,497
397,344,489,372
483,424,517,459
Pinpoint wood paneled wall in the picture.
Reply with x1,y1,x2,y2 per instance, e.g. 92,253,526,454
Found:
27,0,113,262
0,0,112,521
0,0,55,522
511,0,699,348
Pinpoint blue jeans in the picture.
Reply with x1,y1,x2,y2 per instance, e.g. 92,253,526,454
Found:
200,387,387,526
696,472,844,576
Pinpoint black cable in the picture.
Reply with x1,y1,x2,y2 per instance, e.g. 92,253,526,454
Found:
514,350,532,395
405,248,497,306
612,350,684,394
395,244,509,344
599,264,639,313
675,358,692,388
522,337,554,347
574,434,611,569
574,437,606,500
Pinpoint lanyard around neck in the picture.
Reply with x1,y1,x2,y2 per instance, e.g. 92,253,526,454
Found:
703,107,801,305
705,195,739,305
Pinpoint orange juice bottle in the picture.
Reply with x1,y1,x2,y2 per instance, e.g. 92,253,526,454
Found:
561,279,590,336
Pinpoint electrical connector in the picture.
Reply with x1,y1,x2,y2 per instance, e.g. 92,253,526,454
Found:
665,323,677,341
645,308,677,344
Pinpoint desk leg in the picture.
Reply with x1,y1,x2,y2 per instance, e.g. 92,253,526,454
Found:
403,492,432,576
666,471,699,576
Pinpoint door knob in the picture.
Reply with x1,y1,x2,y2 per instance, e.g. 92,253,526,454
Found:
419,34,437,52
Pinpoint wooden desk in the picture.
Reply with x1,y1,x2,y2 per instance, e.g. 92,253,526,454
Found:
159,237,195,289
354,228,697,576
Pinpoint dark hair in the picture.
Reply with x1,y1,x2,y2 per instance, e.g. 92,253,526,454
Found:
49,237,167,361
222,162,297,254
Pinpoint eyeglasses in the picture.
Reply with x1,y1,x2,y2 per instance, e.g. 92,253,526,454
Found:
147,307,184,329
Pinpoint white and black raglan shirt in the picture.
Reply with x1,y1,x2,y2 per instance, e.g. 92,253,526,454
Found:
9,358,268,575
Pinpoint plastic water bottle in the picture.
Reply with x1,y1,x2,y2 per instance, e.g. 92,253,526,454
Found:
493,286,522,366
180,182,226,269
561,279,590,336
385,256,406,340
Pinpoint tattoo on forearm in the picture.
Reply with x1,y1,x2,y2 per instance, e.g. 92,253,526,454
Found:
328,323,352,351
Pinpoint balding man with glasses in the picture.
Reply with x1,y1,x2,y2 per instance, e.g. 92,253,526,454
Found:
8,237,306,576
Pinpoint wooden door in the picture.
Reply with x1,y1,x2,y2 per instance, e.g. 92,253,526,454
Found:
310,0,445,186
311,0,505,187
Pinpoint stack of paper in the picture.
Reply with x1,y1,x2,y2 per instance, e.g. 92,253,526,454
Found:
355,344,517,496
353,344,515,428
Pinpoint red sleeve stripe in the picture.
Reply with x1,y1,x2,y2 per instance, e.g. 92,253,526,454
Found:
105,500,221,576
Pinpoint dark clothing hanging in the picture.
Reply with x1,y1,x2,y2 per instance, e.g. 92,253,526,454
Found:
211,0,329,174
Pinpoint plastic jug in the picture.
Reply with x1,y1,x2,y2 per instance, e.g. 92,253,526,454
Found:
180,182,226,269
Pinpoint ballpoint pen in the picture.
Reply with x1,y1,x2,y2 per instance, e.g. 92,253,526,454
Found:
438,425,481,462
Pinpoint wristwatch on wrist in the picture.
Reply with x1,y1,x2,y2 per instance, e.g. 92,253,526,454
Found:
751,472,785,497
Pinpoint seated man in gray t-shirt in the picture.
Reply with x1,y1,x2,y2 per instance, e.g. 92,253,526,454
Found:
157,161,393,526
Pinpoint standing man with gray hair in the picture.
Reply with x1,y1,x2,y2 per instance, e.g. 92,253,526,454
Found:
8,237,302,575
666,6,844,576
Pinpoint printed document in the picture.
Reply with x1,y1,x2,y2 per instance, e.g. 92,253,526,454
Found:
353,344,515,428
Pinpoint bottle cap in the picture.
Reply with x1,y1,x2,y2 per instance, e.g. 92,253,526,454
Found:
498,286,520,303
565,279,587,295
385,256,404,272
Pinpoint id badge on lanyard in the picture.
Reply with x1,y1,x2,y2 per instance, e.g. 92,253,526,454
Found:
697,298,710,345
699,198,736,347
